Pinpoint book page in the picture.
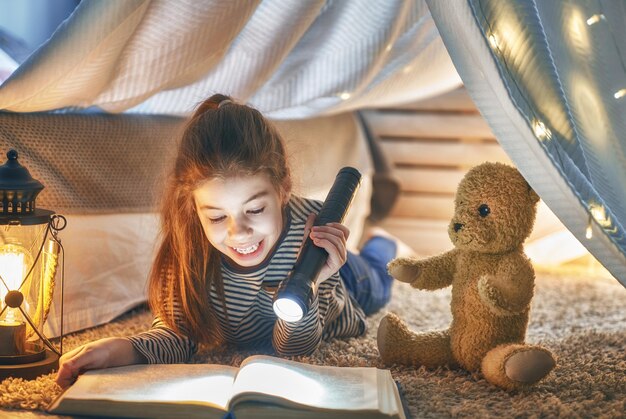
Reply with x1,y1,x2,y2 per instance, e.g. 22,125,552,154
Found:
61,364,238,410
231,355,380,411
377,370,406,418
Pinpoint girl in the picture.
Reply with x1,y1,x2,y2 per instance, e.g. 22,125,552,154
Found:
56,94,400,389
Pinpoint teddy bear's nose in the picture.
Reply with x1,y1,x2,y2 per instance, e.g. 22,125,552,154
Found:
454,223,464,232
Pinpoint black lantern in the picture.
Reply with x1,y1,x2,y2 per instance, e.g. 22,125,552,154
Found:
0,150,65,380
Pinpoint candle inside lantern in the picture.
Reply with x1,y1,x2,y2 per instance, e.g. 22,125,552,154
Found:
0,318,26,356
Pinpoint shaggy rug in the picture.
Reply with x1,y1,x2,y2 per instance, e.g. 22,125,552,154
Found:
1,270,624,418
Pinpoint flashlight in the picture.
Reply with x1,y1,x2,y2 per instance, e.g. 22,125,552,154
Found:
273,167,362,322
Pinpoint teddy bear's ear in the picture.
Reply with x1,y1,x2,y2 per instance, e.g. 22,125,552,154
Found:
528,184,540,204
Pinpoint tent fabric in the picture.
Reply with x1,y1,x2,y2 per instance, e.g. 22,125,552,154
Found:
0,48,18,84
427,0,626,286
1,0,623,339
0,0,464,335
0,0,461,118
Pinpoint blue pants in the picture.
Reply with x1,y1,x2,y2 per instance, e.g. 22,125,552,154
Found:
339,237,396,316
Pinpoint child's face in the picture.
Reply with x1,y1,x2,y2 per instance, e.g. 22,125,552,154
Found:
193,174,286,268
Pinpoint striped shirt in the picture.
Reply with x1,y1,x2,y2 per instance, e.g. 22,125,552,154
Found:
127,196,367,363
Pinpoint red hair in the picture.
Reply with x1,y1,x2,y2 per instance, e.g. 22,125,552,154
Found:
148,94,291,344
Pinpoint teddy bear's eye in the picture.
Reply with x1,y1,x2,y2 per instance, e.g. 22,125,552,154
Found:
478,204,491,217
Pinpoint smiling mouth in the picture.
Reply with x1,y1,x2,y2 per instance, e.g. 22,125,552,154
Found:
231,241,261,255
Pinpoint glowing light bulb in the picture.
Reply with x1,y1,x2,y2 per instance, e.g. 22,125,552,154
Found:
273,298,303,322
589,202,612,228
614,89,626,99
586,14,605,26
591,206,606,223
0,244,31,338
532,120,552,141
585,223,593,239
338,92,351,100
0,245,28,303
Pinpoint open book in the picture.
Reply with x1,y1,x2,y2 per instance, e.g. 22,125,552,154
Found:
48,355,408,419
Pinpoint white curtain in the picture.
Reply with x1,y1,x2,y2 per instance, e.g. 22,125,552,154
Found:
0,0,466,335
0,0,461,118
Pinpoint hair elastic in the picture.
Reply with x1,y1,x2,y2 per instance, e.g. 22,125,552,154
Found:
218,99,232,108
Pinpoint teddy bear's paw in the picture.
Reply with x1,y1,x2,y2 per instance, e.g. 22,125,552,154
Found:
504,348,556,384
387,257,421,284
478,273,533,317
377,314,412,364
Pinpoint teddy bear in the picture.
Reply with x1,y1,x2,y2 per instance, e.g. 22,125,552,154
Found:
377,162,556,390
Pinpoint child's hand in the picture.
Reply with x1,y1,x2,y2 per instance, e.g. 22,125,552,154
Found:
56,337,139,389
304,213,350,284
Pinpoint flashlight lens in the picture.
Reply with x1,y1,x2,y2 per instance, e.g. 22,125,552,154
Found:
273,298,304,322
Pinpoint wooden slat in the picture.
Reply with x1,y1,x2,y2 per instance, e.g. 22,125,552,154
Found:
378,218,451,257
394,167,465,194
363,111,496,139
389,197,565,238
393,87,478,113
370,86,578,264
391,194,454,220
380,214,572,259
381,141,511,168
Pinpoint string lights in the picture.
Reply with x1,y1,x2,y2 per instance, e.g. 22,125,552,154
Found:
589,203,609,226
585,14,605,26
586,201,617,240
532,120,552,141
475,0,625,248
584,6,626,102
488,33,500,50
586,214,593,239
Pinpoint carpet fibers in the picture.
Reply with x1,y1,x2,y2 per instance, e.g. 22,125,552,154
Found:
1,272,624,418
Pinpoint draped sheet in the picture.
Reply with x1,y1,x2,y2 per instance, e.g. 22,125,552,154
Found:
427,0,626,286
0,0,461,118
3,0,623,338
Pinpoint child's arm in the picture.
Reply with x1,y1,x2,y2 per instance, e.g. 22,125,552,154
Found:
124,316,198,364
273,266,367,356
56,337,144,389
272,218,353,355
309,222,350,284
56,315,198,389
273,295,323,356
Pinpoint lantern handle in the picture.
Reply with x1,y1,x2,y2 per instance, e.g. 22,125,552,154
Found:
50,215,67,236
48,215,67,355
